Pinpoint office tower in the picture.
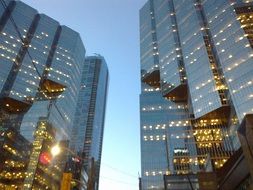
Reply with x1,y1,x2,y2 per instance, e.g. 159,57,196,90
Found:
139,0,253,189
0,0,86,139
70,55,109,190
0,0,86,189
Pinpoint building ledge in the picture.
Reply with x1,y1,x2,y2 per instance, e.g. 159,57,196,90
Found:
195,105,231,121
162,83,187,103
0,97,32,114
141,69,160,88
40,79,66,99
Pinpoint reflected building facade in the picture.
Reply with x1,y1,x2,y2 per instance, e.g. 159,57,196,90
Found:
0,126,31,189
139,0,253,189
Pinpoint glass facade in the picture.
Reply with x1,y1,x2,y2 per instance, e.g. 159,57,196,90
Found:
70,56,109,190
203,0,253,122
140,0,160,89
154,0,186,97
140,83,191,189
0,0,87,189
18,24,86,140
140,0,253,189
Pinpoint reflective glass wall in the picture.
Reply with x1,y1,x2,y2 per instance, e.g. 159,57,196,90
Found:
139,0,253,189
70,56,108,190
0,1,86,189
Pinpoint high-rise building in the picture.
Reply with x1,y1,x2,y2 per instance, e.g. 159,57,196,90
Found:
0,0,86,139
139,0,253,189
0,0,87,189
70,55,109,190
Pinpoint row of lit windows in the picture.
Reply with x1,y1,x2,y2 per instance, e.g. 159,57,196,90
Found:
55,51,73,64
144,170,170,176
142,105,186,111
143,87,160,92
3,144,17,156
143,124,166,130
232,79,253,95
207,3,231,24
143,131,227,142
194,129,223,141
0,49,17,61
143,121,190,130
10,90,35,100
193,76,219,93
0,44,17,55
0,171,26,179
160,49,178,64
173,157,228,169
1,31,22,46
196,119,223,126
141,64,159,78
53,68,70,78
143,134,193,141
143,135,166,141
169,120,190,127
215,42,252,70
2,29,74,65
0,50,71,83
173,157,205,165
18,70,40,82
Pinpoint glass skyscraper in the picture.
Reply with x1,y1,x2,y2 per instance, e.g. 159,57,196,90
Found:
70,55,109,190
0,0,86,140
0,0,87,189
139,0,253,189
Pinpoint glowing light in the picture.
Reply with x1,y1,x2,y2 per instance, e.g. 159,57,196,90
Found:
51,145,61,157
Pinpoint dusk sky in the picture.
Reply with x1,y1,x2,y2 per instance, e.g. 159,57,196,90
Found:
21,0,147,189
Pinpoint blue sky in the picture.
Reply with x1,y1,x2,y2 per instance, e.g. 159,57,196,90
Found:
21,0,147,189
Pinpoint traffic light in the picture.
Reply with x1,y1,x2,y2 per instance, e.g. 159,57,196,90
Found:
39,152,52,165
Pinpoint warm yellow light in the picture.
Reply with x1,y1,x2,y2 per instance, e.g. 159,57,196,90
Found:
51,144,61,157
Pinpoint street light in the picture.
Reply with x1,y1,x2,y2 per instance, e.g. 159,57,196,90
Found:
51,144,61,157
50,144,87,166
51,144,87,161
50,144,91,189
